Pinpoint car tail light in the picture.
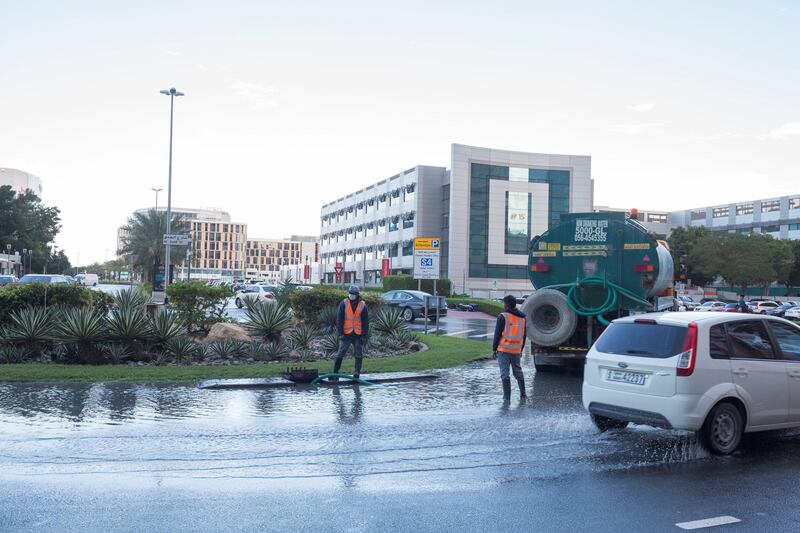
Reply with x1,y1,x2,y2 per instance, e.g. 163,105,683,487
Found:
677,322,698,377
530,264,550,272
634,264,655,273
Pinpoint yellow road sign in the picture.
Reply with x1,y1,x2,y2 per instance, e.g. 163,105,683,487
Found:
414,237,441,250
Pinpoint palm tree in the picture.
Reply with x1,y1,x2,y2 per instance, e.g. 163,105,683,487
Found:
118,209,188,281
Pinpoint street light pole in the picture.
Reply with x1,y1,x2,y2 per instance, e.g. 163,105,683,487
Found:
160,87,184,299
152,187,163,212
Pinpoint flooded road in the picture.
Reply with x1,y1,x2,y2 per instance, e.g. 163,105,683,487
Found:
3,358,800,531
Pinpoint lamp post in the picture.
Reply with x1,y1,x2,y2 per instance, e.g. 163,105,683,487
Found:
159,87,184,299
151,187,163,212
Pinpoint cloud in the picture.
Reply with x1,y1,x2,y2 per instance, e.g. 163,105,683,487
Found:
197,63,209,71
627,102,656,112
231,80,278,109
608,122,667,135
164,50,184,57
765,122,800,139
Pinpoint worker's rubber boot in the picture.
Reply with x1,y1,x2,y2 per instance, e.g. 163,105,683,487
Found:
353,358,363,380
331,358,342,382
517,377,527,399
502,378,511,402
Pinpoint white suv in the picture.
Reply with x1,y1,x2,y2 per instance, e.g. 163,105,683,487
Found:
234,285,275,308
583,312,800,454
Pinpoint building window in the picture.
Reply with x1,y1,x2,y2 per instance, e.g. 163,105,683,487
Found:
647,213,668,223
402,242,413,256
389,217,399,232
388,243,399,258
762,200,780,213
790,198,800,210
712,207,729,218
691,210,706,221
737,228,751,234
789,223,800,231
404,184,416,202
377,220,386,235
735,203,753,216
443,213,449,229
508,167,528,182
762,225,780,233
505,191,530,255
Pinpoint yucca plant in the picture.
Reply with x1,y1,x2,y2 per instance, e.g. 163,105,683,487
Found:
100,342,133,364
262,339,287,361
245,302,293,342
149,310,186,346
107,305,151,351
317,306,339,333
5,307,54,356
372,307,408,336
113,287,149,311
55,307,108,363
389,329,419,347
288,324,319,351
248,341,268,361
0,345,29,363
319,332,341,355
273,276,295,306
164,336,198,363
209,339,247,358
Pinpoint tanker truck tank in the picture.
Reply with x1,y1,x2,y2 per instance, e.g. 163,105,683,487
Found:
521,212,674,366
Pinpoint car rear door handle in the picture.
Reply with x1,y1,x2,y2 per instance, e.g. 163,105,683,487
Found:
733,368,749,376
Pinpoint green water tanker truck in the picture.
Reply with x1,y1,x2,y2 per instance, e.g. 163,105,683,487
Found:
521,211,674,370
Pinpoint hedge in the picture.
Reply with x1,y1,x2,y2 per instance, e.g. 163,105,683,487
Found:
446,297,504,316
0,283,95,323
290,287,385,324
382,274,452,296
166,280,233,333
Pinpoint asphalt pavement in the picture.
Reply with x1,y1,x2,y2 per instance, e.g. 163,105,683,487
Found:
3,355,800,532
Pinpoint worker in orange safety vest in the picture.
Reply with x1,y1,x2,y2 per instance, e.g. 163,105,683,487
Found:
332,285,369,379
492,295,527,401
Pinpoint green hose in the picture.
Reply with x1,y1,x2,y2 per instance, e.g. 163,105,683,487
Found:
541,276,652,326
310,373,374,386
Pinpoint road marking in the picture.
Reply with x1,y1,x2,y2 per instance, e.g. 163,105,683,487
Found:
443,330,474,337
675,516,741,530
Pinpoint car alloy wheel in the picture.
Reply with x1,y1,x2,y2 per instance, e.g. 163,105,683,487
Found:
402,307,414,322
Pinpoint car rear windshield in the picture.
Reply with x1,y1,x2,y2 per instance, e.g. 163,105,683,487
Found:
595,322,688,358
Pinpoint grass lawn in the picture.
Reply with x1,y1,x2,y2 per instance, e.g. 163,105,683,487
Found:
0,335,491,383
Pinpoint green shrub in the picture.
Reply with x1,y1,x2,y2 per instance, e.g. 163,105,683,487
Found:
55,307,107,363
289,287,385,324
5,307,54,356
90,290,115,317
209,339,247,358
381,275,452,296
446,297,504,316
166,281,233,333
288,324,319,351
113,287,149,311
0,283,94,323
149,309,186,346
319,332,340,355
100,342,133,364
317,305,338,333
165,336,199,363
372,307,408,336
107,304,151,347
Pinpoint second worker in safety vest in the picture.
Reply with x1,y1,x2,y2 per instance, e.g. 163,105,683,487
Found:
492,295,527,401
332,285,370,379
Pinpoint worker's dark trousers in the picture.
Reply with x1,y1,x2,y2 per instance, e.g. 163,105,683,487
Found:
497,351,524,380
333,335,364,374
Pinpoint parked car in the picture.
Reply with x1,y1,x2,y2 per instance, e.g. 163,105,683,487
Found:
235,285,275,308
75,273,99,286
721,303,742,313
676,295,698,311
695,301,725,312
785,307,800,321
767,303,798,318
749,301,779,314
383,290,448,322
0,275,18,286
583,312,800,454
18,274,69,284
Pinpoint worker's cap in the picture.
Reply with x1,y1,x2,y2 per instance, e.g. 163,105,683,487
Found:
503,295,517,307
348,285,361,295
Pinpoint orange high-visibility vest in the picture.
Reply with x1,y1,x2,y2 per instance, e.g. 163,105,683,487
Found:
343,299,366,335
498,312,526,354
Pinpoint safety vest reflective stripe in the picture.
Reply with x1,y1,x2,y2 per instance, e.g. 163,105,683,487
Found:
498,312,525,354
343,299,365,335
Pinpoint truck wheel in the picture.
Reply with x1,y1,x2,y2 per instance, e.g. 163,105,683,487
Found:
699,402,743,455
591,413,629,432
521,289,578,347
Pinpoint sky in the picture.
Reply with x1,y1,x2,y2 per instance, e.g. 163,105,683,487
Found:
1,0,798,265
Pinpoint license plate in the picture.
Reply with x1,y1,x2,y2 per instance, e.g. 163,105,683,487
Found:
607,370,646,386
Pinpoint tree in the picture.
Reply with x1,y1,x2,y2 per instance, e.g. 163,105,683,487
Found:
0,185,63,272
768,237,795,294
693,233,775,293
117,209,188,281
787,240,800,296
667,226,713,286
46,250,72,275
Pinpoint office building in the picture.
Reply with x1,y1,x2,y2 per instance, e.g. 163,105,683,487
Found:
671,195,800,239
246,235,319,284
319,143,593,296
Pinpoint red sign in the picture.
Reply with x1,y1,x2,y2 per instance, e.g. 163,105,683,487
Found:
381,258,391,277
334,262,344,274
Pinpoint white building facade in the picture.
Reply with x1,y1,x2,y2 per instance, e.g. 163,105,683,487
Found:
318,144,593,296
0,168,43,196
